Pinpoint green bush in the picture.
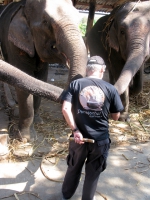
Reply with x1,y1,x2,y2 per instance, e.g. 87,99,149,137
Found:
79,17,98,36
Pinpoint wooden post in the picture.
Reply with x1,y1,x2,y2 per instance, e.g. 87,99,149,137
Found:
84,0,96,53
85,0,96,37
72,0,77,7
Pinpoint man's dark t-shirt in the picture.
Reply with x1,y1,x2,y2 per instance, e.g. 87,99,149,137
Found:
63,77,124,141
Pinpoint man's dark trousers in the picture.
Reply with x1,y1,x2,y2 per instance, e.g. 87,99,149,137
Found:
62,139,110,200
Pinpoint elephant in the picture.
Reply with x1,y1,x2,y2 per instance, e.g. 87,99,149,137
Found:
0,0,87,142
87,1,150,121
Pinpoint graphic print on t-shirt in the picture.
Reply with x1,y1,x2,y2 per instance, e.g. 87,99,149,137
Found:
79,86,105,111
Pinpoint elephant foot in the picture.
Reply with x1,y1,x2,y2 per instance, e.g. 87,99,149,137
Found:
9,123,37,143
119,112,130,122
8,124,28,143
34,113,44,124
20,124,38,143
0,134,9,161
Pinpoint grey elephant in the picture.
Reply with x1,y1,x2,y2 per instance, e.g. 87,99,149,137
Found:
0,0,87,141
87,1,150,121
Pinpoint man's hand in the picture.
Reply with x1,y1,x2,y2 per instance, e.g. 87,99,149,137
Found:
74,131,84,144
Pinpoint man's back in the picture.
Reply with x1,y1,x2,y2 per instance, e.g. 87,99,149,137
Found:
64,76,123,141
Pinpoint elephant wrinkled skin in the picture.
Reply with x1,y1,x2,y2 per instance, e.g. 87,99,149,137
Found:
87,1,150,121
0,0,87,141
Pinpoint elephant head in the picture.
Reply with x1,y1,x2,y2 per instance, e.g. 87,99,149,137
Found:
8,0,87,84
108,1,150,95
0,0,87,142
86,1,150,121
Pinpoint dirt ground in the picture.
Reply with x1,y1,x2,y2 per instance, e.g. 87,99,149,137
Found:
0,67,150,200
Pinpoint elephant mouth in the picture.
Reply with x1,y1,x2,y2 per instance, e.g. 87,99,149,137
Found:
43,42,68,66
61,52,70,68
42,44,66,65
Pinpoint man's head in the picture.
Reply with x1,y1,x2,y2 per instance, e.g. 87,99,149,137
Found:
86,56,106,78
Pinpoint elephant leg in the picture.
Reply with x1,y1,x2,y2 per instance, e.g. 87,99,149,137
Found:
108,69,115,84
129,67,143,95
16,88,35,142
119,87,130,122
33,96,43,124
33,63,48,124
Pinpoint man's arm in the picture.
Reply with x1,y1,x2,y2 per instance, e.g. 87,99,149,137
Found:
62,100,84,144
62,100,77,131
110,112,120,121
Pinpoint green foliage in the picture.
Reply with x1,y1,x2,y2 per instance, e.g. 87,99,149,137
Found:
79,23,87,36
79,17,87,36
79,17,98,36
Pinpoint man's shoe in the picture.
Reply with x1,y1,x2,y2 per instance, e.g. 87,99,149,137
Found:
62,196,70,200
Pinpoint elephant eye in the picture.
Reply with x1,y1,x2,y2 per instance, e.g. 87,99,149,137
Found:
43,19,48,25
120,30,125,35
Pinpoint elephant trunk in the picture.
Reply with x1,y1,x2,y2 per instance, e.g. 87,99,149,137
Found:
115,48,145,95
56,21,87,84
0,60,65,103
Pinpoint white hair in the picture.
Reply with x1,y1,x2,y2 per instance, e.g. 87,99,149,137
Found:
86,64,106,73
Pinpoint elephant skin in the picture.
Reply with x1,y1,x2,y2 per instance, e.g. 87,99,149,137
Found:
0,60,64,102
87,1,150,121
0,0,87,141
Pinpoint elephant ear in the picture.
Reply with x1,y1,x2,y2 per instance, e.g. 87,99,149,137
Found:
108,21,119,52
8,7,35,57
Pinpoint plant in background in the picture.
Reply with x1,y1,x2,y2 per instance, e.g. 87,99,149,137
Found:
79,17,87,36
79,17,98,36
